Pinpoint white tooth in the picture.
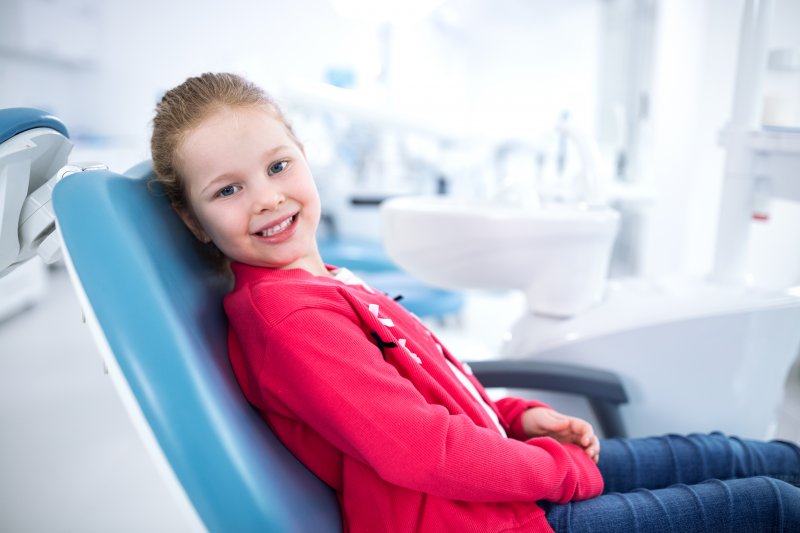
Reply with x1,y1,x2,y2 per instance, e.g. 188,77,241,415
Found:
260,216,293,237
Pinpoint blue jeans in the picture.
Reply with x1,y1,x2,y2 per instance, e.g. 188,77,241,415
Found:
542,433,800,532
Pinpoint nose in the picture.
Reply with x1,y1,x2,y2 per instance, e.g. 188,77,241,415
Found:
250,178,285,212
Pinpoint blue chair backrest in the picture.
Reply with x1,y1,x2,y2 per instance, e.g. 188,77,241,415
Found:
53,162,342,532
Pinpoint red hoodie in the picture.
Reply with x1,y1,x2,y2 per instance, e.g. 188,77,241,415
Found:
224,263,603,532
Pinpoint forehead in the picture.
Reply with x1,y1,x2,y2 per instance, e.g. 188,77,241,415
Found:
183,105,287,150
177,105,294,184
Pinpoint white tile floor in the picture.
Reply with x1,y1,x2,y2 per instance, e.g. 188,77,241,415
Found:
2,266,798,532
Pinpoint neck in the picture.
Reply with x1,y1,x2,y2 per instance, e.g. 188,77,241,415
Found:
286,252,332,278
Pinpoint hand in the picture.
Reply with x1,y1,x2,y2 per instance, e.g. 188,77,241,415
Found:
521,407,600,464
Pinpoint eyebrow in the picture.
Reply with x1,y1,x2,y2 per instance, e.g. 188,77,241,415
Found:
199,144,294,196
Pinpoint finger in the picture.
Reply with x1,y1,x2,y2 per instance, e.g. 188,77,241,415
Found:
575,421,595,447
542,412,570,433
588,437,600,462
580,432,596,453
586,439,600,457
582,443,598,463
551,417,584,443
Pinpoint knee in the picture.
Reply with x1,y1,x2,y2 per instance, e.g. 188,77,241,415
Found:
739,477,800,528
770,477,800,501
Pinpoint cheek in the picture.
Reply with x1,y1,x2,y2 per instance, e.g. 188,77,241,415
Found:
301,190,322,226
300,177,322,212
194,204,238,238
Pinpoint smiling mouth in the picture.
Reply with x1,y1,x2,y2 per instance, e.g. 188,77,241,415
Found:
255,215,296,237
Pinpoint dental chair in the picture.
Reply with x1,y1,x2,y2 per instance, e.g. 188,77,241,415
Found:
2,108,628,531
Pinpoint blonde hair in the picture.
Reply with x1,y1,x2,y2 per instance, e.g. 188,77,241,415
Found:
150,72,302,269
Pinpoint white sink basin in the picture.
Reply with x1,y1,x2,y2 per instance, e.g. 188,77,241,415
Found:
381,195,620,317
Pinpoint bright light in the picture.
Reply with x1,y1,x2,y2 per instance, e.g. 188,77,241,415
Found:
328,0,446,25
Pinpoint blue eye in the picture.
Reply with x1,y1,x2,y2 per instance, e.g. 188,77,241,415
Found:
217,184,240,197
269,161,288,175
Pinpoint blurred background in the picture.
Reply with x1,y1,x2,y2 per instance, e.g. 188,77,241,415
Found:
2,0,800,531
3,0,799,279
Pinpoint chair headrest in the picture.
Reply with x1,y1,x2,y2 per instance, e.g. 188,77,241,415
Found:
0,108,69,144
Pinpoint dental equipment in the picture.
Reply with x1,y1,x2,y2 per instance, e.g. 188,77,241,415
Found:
384,121,620,319
713,0,800,286
0,108,106,277
491,118,608,211
0,108,71,275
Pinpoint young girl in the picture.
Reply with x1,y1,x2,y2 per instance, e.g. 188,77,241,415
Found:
151,72,800,532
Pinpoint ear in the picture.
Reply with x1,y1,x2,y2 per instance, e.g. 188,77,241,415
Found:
175,206,211,243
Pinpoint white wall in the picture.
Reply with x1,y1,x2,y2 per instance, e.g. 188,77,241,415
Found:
640,0,740,278
0,0,602,167
78,0,370,165
412,0,601,139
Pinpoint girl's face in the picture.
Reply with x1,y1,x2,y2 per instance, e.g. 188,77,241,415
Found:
176,105,326,275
